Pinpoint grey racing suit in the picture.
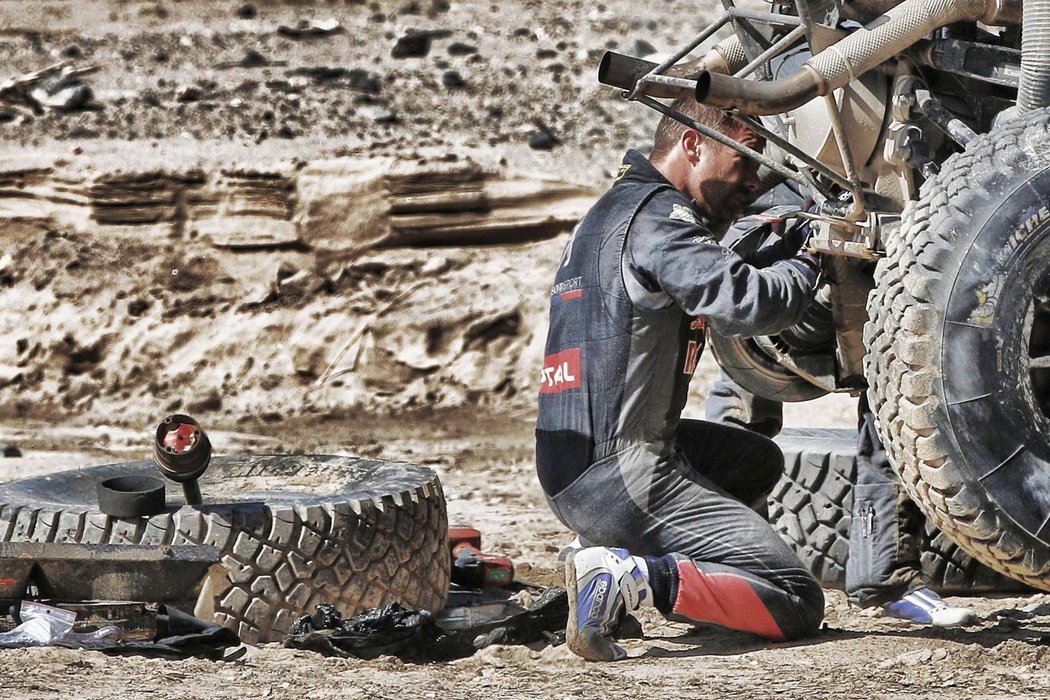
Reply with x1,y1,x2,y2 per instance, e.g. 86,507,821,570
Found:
535,149,825,640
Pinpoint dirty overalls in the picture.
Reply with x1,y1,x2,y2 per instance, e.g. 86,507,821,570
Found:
536,150,825,640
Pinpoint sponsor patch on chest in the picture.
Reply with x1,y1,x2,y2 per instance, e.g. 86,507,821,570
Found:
669,203,700,225
541,348,582,393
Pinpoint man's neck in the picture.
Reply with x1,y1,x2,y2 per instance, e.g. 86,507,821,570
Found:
649,152,691,197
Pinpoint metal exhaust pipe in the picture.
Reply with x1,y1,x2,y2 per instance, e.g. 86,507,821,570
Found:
696,0,994,115
598,36,749,99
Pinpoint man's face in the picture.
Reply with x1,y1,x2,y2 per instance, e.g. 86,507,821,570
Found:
687,126,765,225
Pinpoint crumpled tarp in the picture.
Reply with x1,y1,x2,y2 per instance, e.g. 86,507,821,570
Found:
285,586,568,661
0,604,242,661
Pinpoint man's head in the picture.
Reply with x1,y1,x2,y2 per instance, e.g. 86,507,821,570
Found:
649,98,765,226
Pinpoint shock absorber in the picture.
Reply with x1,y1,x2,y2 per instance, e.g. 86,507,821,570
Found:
153,414,212,506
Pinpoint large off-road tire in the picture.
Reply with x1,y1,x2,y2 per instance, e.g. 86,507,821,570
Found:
865,107,1050,590
770,428,1026,592
0,455,450,643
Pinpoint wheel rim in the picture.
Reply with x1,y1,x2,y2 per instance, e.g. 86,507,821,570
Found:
1028,289,1050,419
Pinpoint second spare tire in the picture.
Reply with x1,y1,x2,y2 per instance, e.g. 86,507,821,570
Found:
0,454,450,643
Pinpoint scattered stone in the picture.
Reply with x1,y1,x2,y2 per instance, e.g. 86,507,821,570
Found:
431,0,450,12
447,42,477,56
896,649,934,666
277,18,342,38
0,110,16,124
346,69,381,93
632,39,657,57
1,444,21,458
276,124,296,139
528,124,560,150
127,299,149,316
60,44,82,59
358,103,398,123
241,49,268,67
285,67,380,93
141,91,161,107
176,85,204,102
187,390,222,413
236,3,257,19
391,29,451,58
154,49,170,63
441,70,465,89
68,126,100,138
278,269,325,297
536,48,558,60
30,74,93,111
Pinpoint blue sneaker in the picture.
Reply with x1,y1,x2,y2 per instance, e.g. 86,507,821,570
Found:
883,587,977,627
565,547,651,661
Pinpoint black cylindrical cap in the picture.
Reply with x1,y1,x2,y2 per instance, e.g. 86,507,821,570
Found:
97,475,166,518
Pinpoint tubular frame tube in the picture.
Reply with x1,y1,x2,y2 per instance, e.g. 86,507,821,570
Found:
822,92,867,218
727,7,803,26
735,25,808,79
914,88,977,146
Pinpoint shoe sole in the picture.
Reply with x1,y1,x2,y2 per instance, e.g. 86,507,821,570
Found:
564,557,622,662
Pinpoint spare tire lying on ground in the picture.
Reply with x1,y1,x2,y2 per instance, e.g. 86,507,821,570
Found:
0,455,449,643
770,429,1028,594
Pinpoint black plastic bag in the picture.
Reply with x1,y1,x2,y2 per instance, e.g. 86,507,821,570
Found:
285,587,568,661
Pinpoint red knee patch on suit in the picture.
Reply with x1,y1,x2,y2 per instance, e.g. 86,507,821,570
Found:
672,560,786,640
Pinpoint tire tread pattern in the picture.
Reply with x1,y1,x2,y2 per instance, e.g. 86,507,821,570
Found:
864,109,1050,589
0,456,450,643
771,429,1028,592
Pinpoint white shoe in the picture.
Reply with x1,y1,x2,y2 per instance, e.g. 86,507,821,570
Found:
557,535,584,563
882,587,977,627
564,547,651,661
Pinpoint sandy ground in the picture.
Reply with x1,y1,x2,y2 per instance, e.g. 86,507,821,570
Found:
1,0,1049,698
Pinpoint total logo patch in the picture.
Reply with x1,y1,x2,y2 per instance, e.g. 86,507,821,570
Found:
541,348,582,393
690,317,706,331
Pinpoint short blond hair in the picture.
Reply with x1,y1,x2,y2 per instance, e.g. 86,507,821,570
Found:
650,97,736,160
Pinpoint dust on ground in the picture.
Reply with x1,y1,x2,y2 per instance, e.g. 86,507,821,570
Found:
0,0,1046,698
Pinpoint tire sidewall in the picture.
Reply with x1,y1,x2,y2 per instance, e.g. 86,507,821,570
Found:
939,162,1050,543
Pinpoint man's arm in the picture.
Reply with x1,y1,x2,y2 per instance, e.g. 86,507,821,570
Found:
628,194,819,337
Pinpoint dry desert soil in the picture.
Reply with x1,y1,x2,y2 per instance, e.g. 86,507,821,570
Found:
1,1,1049,698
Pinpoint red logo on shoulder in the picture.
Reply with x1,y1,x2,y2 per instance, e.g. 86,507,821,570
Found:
541,348,582,393
690,317,706,331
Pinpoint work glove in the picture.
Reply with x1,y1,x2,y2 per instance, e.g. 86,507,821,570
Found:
780,198,819,253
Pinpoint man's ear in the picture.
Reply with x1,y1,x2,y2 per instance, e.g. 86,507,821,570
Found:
681,129,703,165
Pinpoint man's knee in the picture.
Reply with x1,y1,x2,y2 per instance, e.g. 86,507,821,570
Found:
781,575,826,640
754,440,786,496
